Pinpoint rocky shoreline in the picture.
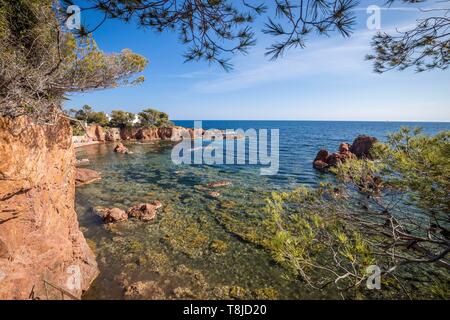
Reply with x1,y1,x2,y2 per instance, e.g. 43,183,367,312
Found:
74,124,242,148
0,116,98,300
1,115,379,300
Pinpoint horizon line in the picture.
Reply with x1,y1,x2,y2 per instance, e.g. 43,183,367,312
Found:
172,119,450,123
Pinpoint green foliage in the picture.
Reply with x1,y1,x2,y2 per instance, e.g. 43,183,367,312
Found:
138,108,173,128
374,127,450,215
109,110,135,128
72,104,108,126
87,111,108,126
74,105,92,121
262,187,374,290
0,0,148,123
71,122,85,136
237,128,449,298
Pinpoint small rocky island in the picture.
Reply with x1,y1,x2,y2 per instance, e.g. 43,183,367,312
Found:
313,135,378,171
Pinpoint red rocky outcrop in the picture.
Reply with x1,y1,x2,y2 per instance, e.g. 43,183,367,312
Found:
85,125,105,142
105,128,121,141
313,135,377,172
0,116,98,299
350,135,378,159
135,128,159,140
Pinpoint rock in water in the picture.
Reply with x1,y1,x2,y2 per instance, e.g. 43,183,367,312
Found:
208,191,221,198
350,135,378,159
75,158,90,166
313,150,330,171
75,168,101,186
312,135,377,171
94,207,128,223
207,180,233,188
127,201,163,221
114,143,133,154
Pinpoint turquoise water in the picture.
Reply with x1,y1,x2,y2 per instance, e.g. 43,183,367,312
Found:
76,121,450,299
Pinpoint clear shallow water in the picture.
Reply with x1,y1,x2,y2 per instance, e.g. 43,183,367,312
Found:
76,121,450,300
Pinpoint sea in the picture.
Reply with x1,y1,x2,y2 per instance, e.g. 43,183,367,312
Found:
75,121,450,299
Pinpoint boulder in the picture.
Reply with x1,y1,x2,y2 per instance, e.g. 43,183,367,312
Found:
340,150,357,161
313,160,329,171
114,143,133,154
314,149,329,163
350,135,377,159
127,201,162,221
312,135,377,171
208,191,221,198
75,158,90,166
105,128,121,141
94,207,128,223
75,168,101,186
151,200,163,210
339,143,351,153
326,153,343,167
207,180,233,188
85,125,105,142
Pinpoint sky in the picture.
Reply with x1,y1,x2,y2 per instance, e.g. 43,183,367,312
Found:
64,1,450,121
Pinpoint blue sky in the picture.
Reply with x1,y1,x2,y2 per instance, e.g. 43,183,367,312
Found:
64,1,450,121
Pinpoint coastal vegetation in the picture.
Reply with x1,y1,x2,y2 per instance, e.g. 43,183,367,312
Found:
207,128,450,299
0,0,448,300
67,105,174,135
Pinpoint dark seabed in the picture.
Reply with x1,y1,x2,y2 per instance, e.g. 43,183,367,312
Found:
76,121,450,299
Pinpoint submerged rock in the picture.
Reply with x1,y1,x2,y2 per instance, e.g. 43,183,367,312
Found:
127,201,162,221
75,168,101,186
94,207,128,223
207,180,233,188
114,143,133,154
208,191,221,198
75,158,90,166
124,281,165,300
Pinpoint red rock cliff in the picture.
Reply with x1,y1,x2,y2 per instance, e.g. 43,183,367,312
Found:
0,116,98,299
